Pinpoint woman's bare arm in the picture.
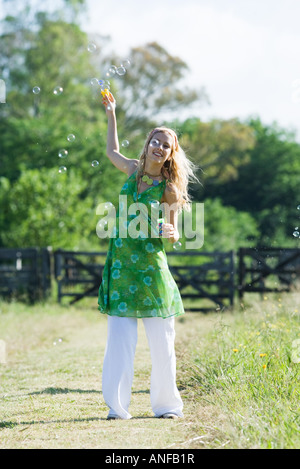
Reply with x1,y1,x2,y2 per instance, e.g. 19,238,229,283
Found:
102,91,138,175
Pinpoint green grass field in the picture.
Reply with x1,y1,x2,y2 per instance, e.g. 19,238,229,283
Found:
0,292,300,449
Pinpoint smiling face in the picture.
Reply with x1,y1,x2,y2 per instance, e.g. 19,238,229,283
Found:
146,131,173,165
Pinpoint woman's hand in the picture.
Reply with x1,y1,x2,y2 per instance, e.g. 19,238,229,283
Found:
161,223,180,243
102,90,116,114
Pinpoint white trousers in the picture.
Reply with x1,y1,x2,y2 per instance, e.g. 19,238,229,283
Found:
102,315,183,419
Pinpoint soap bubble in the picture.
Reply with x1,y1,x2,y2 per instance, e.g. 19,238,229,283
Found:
58,149,68,158
96,218,109,238
91,160,99,167
149,200,160,218
116,66,126,76
87,42,97,53
32,86,40,94
121,58,131,68
106,66,117,77
53,337,63,346
90,78,99,86
149,138,160,148
53,86,63,95
293,231,300,238
173,241,182,250
297,205,300,210
121,139,129,147
58,166,67,173
104,202,114,210
150,200,160,208
67,134,75,142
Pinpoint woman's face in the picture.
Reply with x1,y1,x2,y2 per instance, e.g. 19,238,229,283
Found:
146,132,173,165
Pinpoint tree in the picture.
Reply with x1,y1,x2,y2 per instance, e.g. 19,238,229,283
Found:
0,8,128,205
104,42,210,133
211,118,300,245
0,168,102,250
201,198,259,252
175,117,256,198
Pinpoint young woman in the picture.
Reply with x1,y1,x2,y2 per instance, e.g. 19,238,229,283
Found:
98,91,198,420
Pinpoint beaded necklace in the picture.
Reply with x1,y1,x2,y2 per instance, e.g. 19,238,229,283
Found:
141,171,163,186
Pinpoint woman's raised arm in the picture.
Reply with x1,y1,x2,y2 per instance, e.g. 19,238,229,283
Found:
102,91,138,175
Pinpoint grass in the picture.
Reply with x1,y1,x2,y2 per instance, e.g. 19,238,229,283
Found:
0,292,300,449
176,292,300,449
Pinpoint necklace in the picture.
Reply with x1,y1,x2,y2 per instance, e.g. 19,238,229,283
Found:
141,171,162,186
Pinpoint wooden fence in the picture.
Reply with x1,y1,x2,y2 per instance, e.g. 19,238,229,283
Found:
53,249,235,311
238,247,300,298
167,250,235,311
54,249,105,305
0,248,51,302
1,247,299,311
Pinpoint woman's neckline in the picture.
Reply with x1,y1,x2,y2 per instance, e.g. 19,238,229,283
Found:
131,170,165,196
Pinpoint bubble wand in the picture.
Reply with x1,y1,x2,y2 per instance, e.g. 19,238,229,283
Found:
101,88,114,105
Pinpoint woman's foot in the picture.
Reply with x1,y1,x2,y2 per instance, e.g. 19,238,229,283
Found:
106,414,121,420
159,413,179,419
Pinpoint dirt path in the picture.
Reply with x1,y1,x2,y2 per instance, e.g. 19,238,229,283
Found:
0,305,212,449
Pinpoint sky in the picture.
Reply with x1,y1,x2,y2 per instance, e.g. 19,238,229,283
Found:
81,0,300,140
1,0,300,140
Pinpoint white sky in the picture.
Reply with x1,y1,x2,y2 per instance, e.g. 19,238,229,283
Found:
1,0,300,140
82,0,300,140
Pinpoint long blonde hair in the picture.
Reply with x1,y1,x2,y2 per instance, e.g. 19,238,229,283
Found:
136,127,199,212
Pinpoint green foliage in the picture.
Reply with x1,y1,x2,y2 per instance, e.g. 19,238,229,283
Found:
0,168,100,250
210,118,300,245
165,197,258,255
109,42,209,132
182,295,300,448
177,117,256,191
1,2,299,252
201,198,259,251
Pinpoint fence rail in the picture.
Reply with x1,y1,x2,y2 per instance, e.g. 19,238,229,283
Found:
52,249,235,311
167,250,235,311
0,248,51,301
1,247,299,310
54,249,105,305
237,247,300,298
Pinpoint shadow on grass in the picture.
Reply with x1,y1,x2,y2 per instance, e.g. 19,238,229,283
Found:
1,387,150,402
29,387,101,395
29,387,150,395
1,388,153,428
0,416,106,428
0,413,157,428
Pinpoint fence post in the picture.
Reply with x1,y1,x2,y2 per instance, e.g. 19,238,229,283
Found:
40,247,52,298
229,250,235,306
54,250,63,303
238,247,245,299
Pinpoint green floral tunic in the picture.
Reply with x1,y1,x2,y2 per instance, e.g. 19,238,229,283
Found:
98,171,185,319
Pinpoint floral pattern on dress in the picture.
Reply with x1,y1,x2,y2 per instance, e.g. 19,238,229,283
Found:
98,170,185,318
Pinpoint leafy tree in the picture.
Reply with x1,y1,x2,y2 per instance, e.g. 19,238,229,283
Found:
0,7,128,206
3,1,296,253
104,42,210,133
175,117,256,199
0,167,103,250
210,118,300,245
201,198,259,252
